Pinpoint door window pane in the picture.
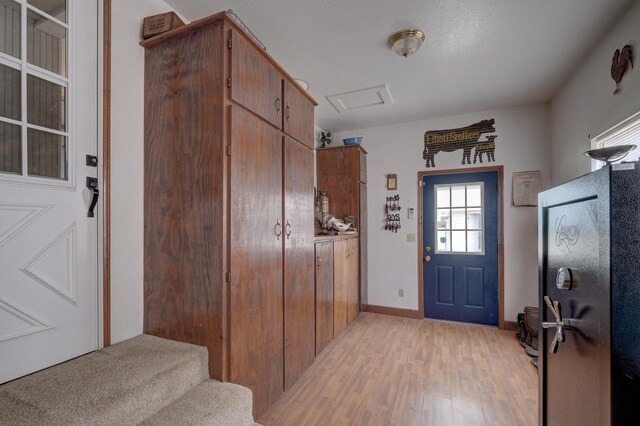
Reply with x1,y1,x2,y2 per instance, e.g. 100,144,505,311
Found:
28,74,66,131
451,231,466,252
0,0,21,58
0,64,20,120
27,127,66,179
451,208,466,229
28,0,66,23
437,230,450,252
436,187,450,208
0,121,21,174
436,209,450,229
467,231,483,253
467,184,482,206
27,8,67,76
467,208,482,230
451,186,465,207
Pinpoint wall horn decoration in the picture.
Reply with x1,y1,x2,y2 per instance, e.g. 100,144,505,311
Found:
422,119,497,168
611,44,633,95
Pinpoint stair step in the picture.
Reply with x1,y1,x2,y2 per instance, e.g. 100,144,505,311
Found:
140,380,260,426
0,334,209,426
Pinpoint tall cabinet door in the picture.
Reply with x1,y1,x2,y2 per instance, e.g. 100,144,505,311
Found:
229,106,283,417
333,240,349,336
283,136,315,390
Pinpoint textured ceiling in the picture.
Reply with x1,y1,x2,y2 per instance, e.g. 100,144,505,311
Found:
164,0,634,132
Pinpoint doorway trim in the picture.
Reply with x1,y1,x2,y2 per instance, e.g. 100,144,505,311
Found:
417,166,505,329
101,0,111,347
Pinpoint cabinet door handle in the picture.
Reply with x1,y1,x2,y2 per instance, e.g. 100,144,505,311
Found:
285,221,292,239
274,219,282,240
317,255,322,267
275,97,281,113
285,105,290,120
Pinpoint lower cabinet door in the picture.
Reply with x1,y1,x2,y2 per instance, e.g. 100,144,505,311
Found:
333,240,349,336
347,238,359,323
283,136,315,390
229,106,284,418
315,241,334,355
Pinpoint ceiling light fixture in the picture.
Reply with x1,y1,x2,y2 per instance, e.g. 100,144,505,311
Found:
387,29,426,58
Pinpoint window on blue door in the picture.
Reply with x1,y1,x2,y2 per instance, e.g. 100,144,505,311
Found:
434,183,484,254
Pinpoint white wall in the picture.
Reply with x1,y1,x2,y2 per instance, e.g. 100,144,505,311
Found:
550,2,640,186
110,0,184,343
334,103,550,322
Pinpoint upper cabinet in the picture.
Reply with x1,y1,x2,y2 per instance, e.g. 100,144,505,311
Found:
229,29,314,145
283,80,314,148
230,30,283,128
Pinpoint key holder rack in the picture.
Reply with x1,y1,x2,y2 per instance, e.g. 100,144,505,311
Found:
385,194,402,233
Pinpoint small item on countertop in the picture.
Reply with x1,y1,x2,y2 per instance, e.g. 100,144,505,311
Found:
319,191,329,230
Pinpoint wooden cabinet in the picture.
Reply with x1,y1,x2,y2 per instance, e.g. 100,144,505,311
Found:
315,242,334,356
317,146,368,309
314,235,359,355
142,13,317,419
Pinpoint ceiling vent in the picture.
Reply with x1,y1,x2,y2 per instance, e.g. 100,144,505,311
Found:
326,85,394,113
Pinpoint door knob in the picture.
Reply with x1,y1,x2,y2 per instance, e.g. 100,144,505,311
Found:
425,245,431,252
424,255,431,262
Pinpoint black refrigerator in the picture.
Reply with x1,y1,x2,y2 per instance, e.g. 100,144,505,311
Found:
538,164,640,426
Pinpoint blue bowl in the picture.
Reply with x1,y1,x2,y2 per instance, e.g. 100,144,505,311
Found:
343,137,363,145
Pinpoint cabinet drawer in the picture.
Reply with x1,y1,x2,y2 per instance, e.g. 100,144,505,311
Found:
283,80,314,148
230,30,282,128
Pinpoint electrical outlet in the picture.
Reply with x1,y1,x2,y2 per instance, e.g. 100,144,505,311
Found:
407,233,416,242
398,289,404,298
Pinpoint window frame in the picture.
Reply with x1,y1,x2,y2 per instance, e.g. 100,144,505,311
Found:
590,110,640,172
434,182,485,256
0,0,74,188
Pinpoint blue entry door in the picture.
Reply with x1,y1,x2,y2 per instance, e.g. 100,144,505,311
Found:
422,171,499,326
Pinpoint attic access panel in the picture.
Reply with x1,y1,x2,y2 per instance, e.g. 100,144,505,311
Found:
326,85,393,113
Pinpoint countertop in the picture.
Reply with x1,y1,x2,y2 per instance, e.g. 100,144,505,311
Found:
314,233,358,243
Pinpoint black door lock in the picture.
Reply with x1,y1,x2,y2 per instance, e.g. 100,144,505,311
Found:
86,177,99,218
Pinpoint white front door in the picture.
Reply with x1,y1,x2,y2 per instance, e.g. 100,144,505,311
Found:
0,0,99,384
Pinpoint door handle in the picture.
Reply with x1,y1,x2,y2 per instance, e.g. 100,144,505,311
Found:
285,105,290,120
275,96,281,113
285,221,292,239
86,177,99,218
274,220,282,240
542,295,573,354
424,255,431,262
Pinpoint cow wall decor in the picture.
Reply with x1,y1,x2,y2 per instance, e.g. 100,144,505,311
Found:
423,119,497,168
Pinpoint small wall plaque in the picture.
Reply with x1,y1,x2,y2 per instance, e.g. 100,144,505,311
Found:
142,12,185,40
387,174,397,190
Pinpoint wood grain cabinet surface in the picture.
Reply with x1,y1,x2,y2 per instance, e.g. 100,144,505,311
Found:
314,241,334,356
317,145,368,312
141,12,316,419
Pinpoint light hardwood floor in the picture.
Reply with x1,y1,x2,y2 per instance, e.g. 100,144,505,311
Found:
259,313,537,426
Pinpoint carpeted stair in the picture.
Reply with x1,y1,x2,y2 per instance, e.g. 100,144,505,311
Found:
0,335,260,425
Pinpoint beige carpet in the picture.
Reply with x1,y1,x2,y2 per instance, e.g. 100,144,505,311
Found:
0,335,259,425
